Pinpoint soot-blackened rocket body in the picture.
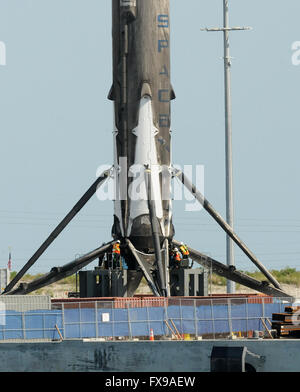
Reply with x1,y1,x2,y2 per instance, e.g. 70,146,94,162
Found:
110,0,175,252
3,0,289,299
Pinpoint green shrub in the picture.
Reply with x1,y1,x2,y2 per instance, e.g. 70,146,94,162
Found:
209,267,300,286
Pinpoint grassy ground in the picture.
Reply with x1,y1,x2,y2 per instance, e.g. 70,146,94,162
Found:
9,272,78,297
210,267,300,287
8,267,300,297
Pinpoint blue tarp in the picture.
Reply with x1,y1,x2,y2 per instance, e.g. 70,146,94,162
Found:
0,300,293,340
0,310,62,340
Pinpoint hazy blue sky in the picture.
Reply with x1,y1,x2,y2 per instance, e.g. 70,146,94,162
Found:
0,0,300,274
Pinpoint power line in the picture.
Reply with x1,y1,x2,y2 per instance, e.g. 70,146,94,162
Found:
2,208,300,222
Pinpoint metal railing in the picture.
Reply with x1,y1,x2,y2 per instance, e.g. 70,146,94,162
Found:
0,296,296,342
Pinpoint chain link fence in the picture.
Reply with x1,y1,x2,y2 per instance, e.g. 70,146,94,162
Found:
0,296,296,342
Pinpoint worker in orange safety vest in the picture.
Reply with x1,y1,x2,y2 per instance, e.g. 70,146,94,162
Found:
179,243,190,259
112,240,121,269
170,247,182,269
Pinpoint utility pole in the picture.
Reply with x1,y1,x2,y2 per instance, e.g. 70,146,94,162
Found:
201,0,251,293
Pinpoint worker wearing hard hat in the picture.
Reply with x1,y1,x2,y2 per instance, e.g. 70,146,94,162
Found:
179,243,190,259
112,240,121,269
170,247,182,269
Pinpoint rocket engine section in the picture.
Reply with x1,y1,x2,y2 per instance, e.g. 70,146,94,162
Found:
110,0,175,253
3,0,290,300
